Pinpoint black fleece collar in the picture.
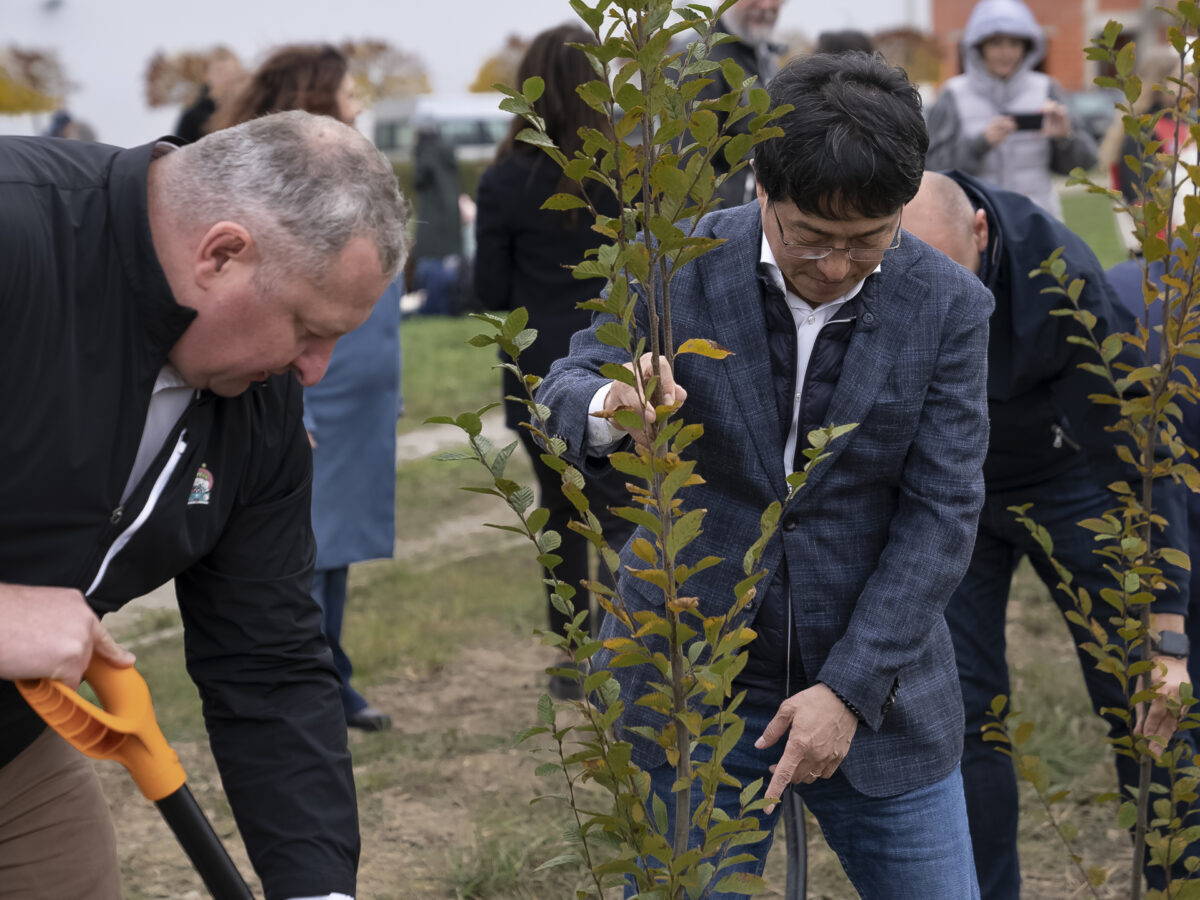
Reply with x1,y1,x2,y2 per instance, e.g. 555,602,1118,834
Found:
106,137,198,359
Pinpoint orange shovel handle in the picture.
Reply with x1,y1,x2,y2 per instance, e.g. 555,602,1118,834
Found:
15,657,187,801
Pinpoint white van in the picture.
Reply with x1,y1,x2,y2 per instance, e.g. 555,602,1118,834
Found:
373,93,511,162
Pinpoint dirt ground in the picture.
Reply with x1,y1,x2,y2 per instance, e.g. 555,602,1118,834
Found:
97,632,1136,900
101,640,561,899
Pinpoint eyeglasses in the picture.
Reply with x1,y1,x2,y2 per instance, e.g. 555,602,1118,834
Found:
770,202,903,263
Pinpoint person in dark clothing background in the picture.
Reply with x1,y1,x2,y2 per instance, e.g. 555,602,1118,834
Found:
904,170,1193,900
1098,47,1185,207
923,0,1097,220
473,23,635,700
814,30,874,55
411,119,464,315
0,110,407,900
1107,250,1200,690
174,47,245,143
681,0,786,208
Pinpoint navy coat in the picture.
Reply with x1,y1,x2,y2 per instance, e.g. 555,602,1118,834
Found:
303,280,401,571
539,201,994,797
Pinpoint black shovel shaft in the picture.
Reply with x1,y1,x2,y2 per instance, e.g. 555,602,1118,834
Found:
155,786,255,900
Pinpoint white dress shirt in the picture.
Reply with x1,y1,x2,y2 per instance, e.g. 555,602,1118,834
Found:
756,234,879,475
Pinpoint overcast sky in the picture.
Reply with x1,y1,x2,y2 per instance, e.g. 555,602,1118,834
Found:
4,0,930,146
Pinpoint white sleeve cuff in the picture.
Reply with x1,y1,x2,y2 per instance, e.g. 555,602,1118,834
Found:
587,382,627,453
286,894,353,900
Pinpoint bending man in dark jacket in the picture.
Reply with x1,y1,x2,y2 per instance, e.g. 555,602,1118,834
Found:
904,170,1192,900
0,110,408,900
540,53,992,898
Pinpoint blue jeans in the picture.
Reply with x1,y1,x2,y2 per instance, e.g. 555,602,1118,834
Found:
414,256,460,316
630,703,979,899
948,467,1197,899
311,566,368,717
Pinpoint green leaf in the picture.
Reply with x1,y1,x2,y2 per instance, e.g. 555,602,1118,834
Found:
1115,41,1135,78
665,508,706,560
569,0,603,31
455,412,482,437
652,792,668,833
515,127,557,150
542,192,588,211
596,321,632,350
533,852,580,872
537,693,555,724
650,161,692,200
1118,800,1139,830
1161,547,1192,571
724,133,753,166
521,76,545,103
526,507,550,534
714,871,769,894
1014,721,1035,746
691,108,719,144
613,505,665,536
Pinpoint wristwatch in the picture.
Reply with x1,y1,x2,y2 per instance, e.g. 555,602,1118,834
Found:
1149,630,1190,659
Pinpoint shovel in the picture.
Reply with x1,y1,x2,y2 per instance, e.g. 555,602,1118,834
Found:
16,657,255,900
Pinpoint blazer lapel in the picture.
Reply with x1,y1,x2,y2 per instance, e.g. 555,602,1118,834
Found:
697,206,786,497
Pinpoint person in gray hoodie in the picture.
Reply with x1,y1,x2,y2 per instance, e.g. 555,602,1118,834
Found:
924,0,1097,219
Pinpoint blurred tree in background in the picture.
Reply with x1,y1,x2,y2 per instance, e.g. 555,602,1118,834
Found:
144,40,430,110
468,34,528,94
0,46,68,114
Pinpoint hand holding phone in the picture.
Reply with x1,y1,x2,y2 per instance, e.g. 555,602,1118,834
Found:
1011,112,1045,131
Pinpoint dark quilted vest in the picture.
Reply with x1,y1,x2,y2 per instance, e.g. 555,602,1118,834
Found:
735,264,860,705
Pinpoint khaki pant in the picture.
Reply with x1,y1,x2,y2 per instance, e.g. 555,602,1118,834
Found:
0,727,121,899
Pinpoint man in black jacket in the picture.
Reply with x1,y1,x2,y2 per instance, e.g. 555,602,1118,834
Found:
904,170,1192,899
686,0,785,208
0,110,408,900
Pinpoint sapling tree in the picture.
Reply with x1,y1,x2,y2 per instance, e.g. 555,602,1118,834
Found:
993,9,1200,898
429,1,860,896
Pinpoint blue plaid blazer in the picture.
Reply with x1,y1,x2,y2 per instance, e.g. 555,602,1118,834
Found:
539,201,994,797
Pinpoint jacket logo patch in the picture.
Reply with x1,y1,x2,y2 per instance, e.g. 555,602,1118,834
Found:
188,465,213,506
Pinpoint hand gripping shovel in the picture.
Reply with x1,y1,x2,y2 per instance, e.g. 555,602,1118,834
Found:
16,657,255,900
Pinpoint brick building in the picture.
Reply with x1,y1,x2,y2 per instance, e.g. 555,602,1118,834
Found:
931,0,1169,90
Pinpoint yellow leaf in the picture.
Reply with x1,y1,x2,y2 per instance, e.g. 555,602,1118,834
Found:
676,338,733,359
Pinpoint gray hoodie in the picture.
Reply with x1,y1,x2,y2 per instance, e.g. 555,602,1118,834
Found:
924,0,1097,218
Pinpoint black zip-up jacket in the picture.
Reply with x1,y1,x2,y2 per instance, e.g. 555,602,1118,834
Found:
948,170,1188,615
0,136,358,899
948,170,1136,490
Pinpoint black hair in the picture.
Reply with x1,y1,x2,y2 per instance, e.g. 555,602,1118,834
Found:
753,52,928,219
497,23,606,161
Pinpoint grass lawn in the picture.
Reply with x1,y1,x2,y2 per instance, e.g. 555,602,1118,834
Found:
399,315,502,434
1062,189,1131,269
104,192,1160,899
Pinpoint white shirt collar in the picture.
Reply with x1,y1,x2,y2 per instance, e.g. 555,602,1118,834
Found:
153,363,191,393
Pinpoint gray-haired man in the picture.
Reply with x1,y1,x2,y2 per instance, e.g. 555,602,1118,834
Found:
0,110,408,900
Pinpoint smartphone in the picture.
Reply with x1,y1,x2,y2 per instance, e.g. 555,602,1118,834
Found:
1011,112,1045,131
